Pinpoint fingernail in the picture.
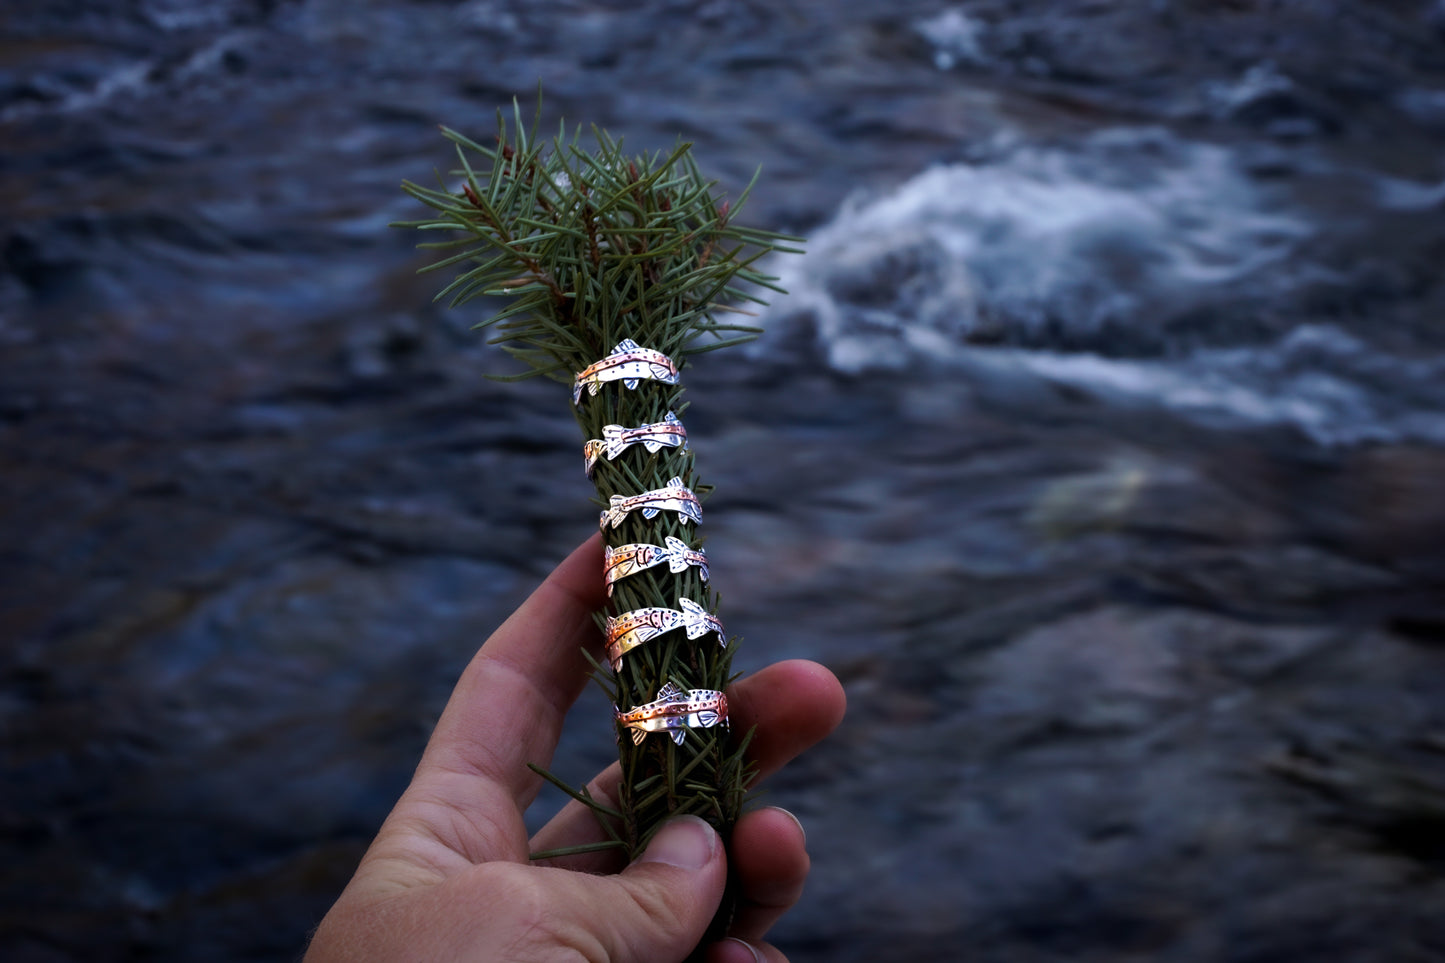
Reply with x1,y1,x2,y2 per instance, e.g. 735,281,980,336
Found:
770,806,806,846
723,937,763,963
638,815,718,870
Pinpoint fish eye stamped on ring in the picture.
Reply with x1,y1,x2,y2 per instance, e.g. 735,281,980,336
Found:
583,439,607,478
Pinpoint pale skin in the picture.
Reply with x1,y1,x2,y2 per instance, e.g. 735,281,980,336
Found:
305,534,847,963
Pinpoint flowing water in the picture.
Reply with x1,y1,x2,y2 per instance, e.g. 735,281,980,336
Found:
3,2,1445,960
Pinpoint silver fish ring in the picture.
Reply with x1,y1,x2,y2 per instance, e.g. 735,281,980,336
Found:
615,682,729,745
584,412,688,477
573,339,680,406
603,536,709,596
605,597,726,670
599,476,702,531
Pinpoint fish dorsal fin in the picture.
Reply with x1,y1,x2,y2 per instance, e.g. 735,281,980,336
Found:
664,535,688,553
613,338,641,354
667,476,686,489
664,411,680,424
655,681,685,702
677,596,705,618
610,494,626,507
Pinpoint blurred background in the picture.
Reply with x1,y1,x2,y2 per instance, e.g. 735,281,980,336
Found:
4,1,1445,960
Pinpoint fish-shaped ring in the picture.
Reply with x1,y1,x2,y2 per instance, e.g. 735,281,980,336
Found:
603,536,710,596
609,411,689,460
615,681,729,745
599,476,702,531
584,412,688,478
605,596,726,670
572,338,680,406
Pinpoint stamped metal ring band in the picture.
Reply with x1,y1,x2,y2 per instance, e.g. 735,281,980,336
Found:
603,537,709,595
599,476,702,531
573,338,679,406
605,597,725,671
615,682,728,745
584,412,688,477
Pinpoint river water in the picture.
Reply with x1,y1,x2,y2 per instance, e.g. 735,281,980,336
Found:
3,2,1445,960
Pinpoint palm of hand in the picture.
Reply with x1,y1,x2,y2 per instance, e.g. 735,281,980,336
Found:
305,535,845,963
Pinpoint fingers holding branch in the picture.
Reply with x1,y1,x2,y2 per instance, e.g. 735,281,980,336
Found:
530,659,845,867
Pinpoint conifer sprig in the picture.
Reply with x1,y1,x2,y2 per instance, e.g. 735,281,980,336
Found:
397,102,802,869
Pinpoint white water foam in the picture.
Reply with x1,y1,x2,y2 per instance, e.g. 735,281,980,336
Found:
915,9,988,71
758,129,1445,446
1003,326,1445,447
764,128,1307,367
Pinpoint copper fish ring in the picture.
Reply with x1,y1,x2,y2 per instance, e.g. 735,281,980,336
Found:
573,338,680,406
605,597,726,670
603,536,710,596
615,682,729,745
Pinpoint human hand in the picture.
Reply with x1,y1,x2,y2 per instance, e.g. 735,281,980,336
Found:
304,533,846,963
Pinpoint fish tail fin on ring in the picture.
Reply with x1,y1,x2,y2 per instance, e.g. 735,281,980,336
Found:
602,425,626,459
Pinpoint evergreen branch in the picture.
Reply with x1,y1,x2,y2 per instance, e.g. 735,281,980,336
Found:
399,103,802,882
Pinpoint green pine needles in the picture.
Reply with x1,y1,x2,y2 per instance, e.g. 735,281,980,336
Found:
396,102,802,866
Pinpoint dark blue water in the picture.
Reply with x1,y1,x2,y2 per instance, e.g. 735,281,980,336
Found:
4,2,1445,960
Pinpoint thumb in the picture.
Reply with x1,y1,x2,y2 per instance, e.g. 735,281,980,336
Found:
586,816,728,962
